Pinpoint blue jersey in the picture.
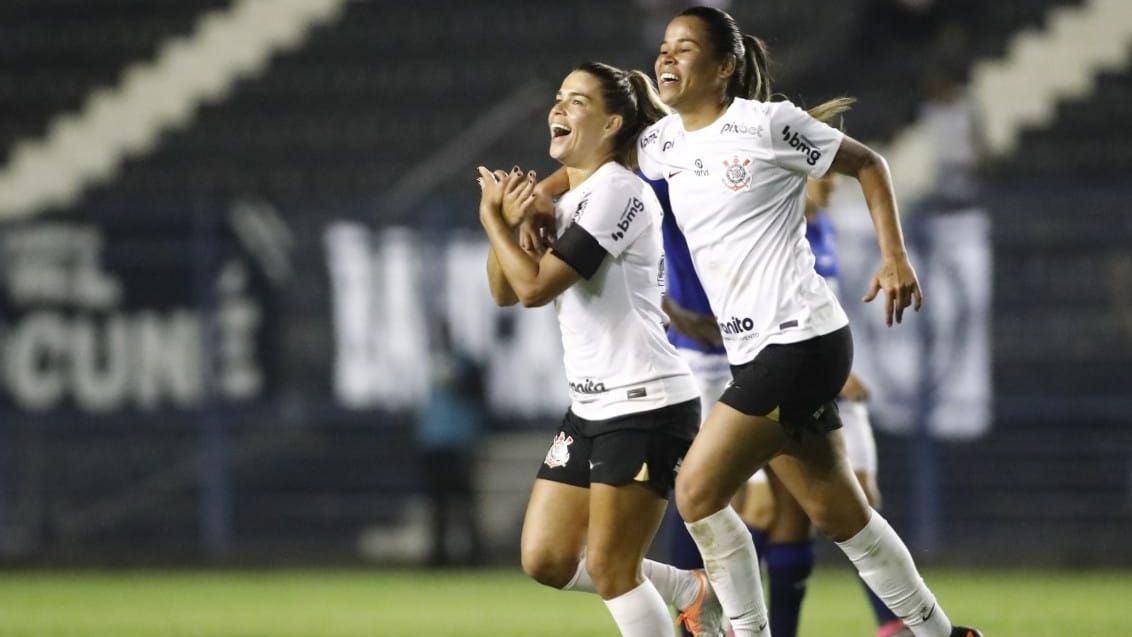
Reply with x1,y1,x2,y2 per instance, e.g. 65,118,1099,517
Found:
806,211,840,289
644,176,726,355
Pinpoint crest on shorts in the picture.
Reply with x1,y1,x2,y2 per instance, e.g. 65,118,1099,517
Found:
543,432,574,468
722,156,753,191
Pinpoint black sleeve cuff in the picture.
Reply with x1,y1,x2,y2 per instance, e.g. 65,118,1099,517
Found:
551,223,608,280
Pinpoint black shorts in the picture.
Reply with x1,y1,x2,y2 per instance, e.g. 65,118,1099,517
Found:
719,325,853,439
535,399,700,498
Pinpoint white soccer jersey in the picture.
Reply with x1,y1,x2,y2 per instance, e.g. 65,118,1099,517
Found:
549,162,700,421
638,98,850,365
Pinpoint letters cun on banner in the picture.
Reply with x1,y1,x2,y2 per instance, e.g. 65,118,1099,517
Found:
0,222,265,413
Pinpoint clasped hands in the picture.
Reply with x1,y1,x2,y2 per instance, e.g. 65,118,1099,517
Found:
477,166,556,257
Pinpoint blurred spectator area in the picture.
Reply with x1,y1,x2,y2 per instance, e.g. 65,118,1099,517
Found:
0,0,1099,209
0,0,234,166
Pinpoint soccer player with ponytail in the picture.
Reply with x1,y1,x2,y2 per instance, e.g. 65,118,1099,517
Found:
479,61,725,636
634,6,983,637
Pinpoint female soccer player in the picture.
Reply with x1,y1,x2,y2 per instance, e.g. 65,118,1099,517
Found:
636,7,981,637
738,175,912,637
659,173,911,637
478,61,724,637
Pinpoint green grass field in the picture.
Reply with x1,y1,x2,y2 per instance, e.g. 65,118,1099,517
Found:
0,568,1127,636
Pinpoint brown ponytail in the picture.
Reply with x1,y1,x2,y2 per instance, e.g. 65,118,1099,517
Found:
623,70,670,167
577,62,670,168
739,34,771,102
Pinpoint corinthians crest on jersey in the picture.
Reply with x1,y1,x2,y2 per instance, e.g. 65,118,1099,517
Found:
722,155,753,191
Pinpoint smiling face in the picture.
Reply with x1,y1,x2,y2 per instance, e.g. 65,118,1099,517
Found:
547,70,619,168
654,15,729,113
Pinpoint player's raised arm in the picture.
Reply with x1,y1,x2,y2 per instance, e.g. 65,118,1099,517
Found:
480,168,520,306
478,166,579,308
829,137,923,326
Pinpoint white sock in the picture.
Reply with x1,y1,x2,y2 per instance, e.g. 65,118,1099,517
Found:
685,507,769,637
564,556,701,611
603,579,677,637
642,559,702,611
562,556,594,592
836,511,952,637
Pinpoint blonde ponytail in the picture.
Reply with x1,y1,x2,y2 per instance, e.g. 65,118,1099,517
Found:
807,97,856,128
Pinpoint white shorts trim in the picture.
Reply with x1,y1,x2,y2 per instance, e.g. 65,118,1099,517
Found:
839,399,877,475
676,348,730,425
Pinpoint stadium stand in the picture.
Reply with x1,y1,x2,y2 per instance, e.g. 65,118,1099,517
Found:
0,0,233,165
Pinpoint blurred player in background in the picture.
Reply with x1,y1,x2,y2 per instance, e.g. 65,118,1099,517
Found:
646,172,757,637
636,6,981,637
478,61,724,637
417,320,487,568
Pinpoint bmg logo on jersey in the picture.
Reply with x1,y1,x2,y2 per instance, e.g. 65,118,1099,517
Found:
718,316,756,336
781,125,822,166
610,197,644,241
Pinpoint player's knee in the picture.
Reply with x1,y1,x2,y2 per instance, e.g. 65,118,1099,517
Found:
797,493,837,535
675,471,727,522
802,494,869,541
520,548,578,589
584,547,637,598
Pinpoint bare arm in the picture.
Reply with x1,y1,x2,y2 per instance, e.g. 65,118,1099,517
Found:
662,296,722,347
478,167,578,307
829,136,923,326
486,247,519,306
482,206,577,307
829,136,905,262
534,166,570,201
481,167,549,306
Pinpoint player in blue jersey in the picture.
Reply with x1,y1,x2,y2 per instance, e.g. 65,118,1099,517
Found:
644,175,732,637
653,176,731,417
651,172,784,637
